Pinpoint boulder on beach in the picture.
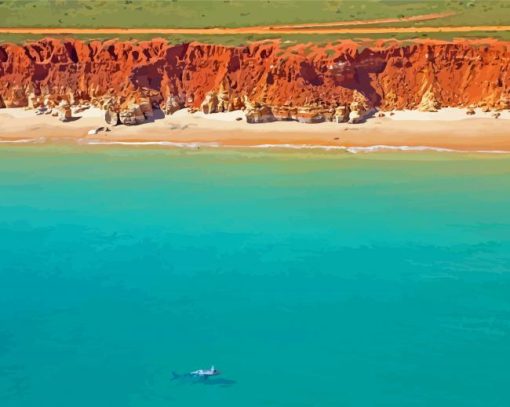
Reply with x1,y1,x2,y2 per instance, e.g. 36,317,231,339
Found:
119,104,145,125
5,87,27,108
138,99,154,119
27,92,42,109
105,110,120,126
348,90,370,123
200,92,219,114
334,105,350,123
164,94,184,115
57,101,72,122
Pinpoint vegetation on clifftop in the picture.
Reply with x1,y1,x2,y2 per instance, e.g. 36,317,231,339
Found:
1,0,510,28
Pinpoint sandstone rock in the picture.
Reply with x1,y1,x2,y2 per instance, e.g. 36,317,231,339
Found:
57,100,72,122
5,87,27,108
492,112,501,119
200,92,219,114
246,105,274,123
272,106,293,121
349,91,370,123
216,85,229,113
296,106,325,123
138,99,154,119
244,97,274,123
229,95,244,111
466,107,476,115
164,94,184,115
496,96,510,110
348,110,362,124
334,105,350,123
119,104,145,125
0,95,5,109
27,92,43,109
104,110,120,126
44,95,57,109
418,89,440,112
102,97,119,112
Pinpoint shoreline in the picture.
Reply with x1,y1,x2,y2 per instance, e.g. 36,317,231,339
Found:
1,107,510,154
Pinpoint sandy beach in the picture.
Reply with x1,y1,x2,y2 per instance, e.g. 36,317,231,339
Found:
1,107,510,153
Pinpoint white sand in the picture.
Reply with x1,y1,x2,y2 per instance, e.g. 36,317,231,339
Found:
2,105,510,152
388,107,510,121
0,107,104,119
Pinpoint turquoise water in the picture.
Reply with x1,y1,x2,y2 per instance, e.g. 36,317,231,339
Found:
0,145,509,407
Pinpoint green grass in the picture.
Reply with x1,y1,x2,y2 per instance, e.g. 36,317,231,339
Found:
1,31,509,47
1,0,509,46
0,0,454,29
371,0,510,27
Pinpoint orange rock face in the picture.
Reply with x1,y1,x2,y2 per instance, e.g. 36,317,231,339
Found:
0,38,509,115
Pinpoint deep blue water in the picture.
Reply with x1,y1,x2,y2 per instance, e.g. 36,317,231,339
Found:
0,145,509,406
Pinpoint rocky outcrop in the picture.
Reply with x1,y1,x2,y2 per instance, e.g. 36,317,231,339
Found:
334,105,350,123
348,90,371,123
1,38,510,124
57,100,72,122
104,109,119,125
119,104,145,125
164,94,184,115
200,82,243,114
418,88,440,112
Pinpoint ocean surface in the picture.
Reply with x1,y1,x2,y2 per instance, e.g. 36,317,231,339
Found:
0,145,509,407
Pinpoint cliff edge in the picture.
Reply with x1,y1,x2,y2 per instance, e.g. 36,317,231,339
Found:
0,38,509,124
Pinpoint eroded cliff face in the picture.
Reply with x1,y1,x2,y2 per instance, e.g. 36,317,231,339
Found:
0,38,509,123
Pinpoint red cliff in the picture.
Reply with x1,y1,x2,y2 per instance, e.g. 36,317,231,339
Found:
0,38,509,122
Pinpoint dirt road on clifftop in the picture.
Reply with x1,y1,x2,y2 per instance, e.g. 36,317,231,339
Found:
4,11,509,36
1,25,509,36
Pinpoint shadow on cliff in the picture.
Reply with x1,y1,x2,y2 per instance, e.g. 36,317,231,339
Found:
144,108,165,123
332,49,388,108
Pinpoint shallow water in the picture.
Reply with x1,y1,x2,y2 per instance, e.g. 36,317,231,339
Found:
1,145,509,407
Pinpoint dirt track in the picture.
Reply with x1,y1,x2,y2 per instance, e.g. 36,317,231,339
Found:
0,26,509,35
241,11,455,29
0,12,508,36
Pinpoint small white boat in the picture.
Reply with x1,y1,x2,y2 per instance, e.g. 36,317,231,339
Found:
190,366,219,378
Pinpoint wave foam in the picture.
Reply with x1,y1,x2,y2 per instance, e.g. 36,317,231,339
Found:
345,145,456,154
79,140,220,149
0,138,41,144
251,144,510,154
251,144,348,151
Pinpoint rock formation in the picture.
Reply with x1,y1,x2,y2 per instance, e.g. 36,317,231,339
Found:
1,38,510,124
334,105,350,123
418,88,441,112
164,94,184,115
348,90,370,123
119,104,145,125
57,100,72,122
